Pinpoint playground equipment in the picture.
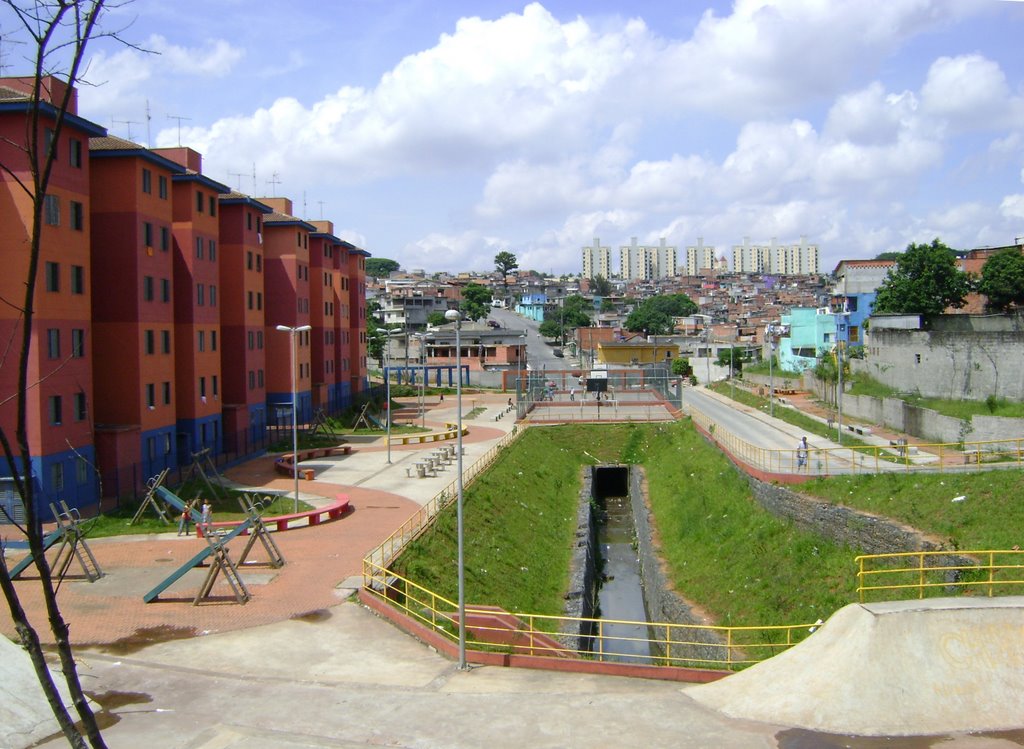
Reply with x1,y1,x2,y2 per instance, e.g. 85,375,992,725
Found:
129,468,173,526
182,447,228,501
352,401,385,431
8,501,103,584
143,487,285,605
307,408,343,441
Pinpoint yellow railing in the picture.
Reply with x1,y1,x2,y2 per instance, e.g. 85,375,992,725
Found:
855,549,1024,602
362,561,816,669
364,426,526,571
688,406,1024,476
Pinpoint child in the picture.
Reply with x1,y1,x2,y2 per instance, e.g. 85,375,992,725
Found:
177,501,193,536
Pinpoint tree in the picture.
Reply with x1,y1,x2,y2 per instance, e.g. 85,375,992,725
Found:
872,239,971,315
460,282,492,321
977,248,1024,312
365,257,400,278
494,250,517,297
590,274,612,296
0,3,130,747
599,298,615,313
624,294,698,335
716,346,747,374
671,357,693,377
427,311,448,327
541,295,592,342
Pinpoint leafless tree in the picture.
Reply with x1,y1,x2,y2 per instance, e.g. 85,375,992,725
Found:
0,2,135,747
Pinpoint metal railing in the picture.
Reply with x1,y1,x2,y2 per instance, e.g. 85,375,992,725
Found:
363,426,526,571
855,549,1024,602
362,561,816,669
688,406,1024,475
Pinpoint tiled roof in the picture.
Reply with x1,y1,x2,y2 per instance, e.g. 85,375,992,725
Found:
89,135,144,150
0,85,28,101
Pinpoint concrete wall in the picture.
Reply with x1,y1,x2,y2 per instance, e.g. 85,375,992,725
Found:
864,314,1024,401
562,468,599,650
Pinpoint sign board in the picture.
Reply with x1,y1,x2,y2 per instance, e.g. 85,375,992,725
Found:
588,370,607,379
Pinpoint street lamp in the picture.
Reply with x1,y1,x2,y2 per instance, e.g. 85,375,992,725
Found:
444,308,467,669
835,311,849,446
765,323,779,418
276,323,313,514
384,332,393,464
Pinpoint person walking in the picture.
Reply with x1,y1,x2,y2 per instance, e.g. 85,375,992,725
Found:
796,436,809,471
177,500,194,536
200,499,213,534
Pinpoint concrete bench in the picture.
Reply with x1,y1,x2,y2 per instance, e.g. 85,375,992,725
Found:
846,425,872,436
274,445,353,477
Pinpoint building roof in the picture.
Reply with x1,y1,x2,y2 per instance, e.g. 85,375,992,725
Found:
219,191,273,213
89,135,188,173
172,169,231,194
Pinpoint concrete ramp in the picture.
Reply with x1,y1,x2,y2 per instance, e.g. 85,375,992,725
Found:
687,597,1024,736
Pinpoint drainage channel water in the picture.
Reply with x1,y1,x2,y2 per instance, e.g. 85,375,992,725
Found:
593,466,652,663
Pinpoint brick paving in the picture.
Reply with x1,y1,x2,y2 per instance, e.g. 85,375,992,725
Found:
1,393,516,648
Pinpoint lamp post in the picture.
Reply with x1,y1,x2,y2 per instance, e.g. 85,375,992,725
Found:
276,323,312,514
836,311,849,446
444,308,467,669
766,323,777,418
384,333,393,464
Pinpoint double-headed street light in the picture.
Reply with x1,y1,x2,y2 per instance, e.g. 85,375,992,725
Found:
276,324,312,514
444,308,467,670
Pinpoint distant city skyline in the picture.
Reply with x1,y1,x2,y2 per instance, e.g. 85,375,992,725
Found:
9,0,1023,274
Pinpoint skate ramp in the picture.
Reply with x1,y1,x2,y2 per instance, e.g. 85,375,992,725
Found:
687,597,1024,736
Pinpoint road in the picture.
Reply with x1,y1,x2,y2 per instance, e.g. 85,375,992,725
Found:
680,386,806,452
488,305,568,371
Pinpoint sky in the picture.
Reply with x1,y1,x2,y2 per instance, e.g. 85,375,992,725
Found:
6,0,1024,275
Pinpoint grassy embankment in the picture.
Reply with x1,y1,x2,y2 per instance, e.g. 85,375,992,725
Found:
395,421,1024,629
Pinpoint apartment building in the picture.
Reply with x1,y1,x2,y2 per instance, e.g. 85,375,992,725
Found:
0,76,105,513
581,237,612,280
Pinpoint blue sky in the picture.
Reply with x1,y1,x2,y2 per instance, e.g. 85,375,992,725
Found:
8,0,1024,274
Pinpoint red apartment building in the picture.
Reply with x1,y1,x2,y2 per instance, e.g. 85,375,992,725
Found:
151,147,230,462
309,221,344,413
344,241,370,397
218,192,272,452
0,76,105,516
261,198,314,427
89,136,185,485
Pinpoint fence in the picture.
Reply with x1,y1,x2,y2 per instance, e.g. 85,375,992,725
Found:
855,549,1024,602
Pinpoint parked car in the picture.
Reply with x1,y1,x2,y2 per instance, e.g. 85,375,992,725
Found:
487,320,500,328
552,348,564,357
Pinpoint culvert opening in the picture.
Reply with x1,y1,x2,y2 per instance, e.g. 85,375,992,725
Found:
590,464,651,663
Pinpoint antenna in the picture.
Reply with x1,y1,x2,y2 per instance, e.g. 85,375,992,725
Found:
112,118,140,141
302,190,307,217
145,99,152,147
251,163,257,195
166,114,191,146
228,170,247,191
266,172,281,197
317,200,326,219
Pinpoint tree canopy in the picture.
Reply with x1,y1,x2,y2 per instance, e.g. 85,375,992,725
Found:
540,295,592,341
427,311,449,327
365,257,400,278
590,274,612,296
494,250,518,279
624,294,698,335
977,248,1024,312
872,239,971,315
460,282,492,321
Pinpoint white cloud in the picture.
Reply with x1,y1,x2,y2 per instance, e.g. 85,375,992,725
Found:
1000,194,1024,219
921,54,1017,130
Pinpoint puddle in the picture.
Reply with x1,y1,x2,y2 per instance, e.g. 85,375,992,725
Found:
776,727,1024,748
291,608,332,623
100,625,198,655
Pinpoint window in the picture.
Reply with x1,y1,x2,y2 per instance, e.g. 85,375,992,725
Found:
144,221,153,247
161,227,170,252
161,330,171,354
196,190,204,212
209,286,216,306
163,381,171,405
71,265,84,294
44,128,57,158
196,237,203,259
145,329,155,354
247,291,253,310
209,240,216,261
76,457,88,484
257,331,263,349
257,369,264,387
198,330,205,352
164,433,172,455
146,383,155,408
47,328,60,359
256,255,262,272
142,168,152,194
197,284,205,306
44,194,60,226
297,231,302,246
212,375,218,397
247,251,253,270
49,395,62,425
143,276,154,301
45,262,59,292
70,139,82,168
257,292,262,310
158,175,168,199
209,196,216,216
247,212,253,230
199,377,206,398
51,463,64,492
211,330,217,351
70,201,84,231
71,329,84,358
247,331,254,350
161,278,170,302
74,392,86,421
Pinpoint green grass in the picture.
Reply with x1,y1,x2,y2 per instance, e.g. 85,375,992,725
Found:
743,362,803,379
847,372,1024,419
395,420,1023,629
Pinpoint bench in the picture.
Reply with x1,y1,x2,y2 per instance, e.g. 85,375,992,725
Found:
274,445,354,477
198,494,352,536
846,425,872,436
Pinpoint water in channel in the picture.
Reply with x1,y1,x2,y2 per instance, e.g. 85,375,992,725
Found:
594,485,652,663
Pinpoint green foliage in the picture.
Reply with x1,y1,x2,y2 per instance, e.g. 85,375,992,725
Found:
541,295,592,340
427,311,448,327
715,346,746,373
538,319,561,339
365,257,400,278
494,250,518,280
872,239,971,315
977,247,1024,312
460,282,492,321
671,357,693,376
624,293,698,334
846,372,1024,419
366,300,384,364
599,298,615,313
590,274,613,296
